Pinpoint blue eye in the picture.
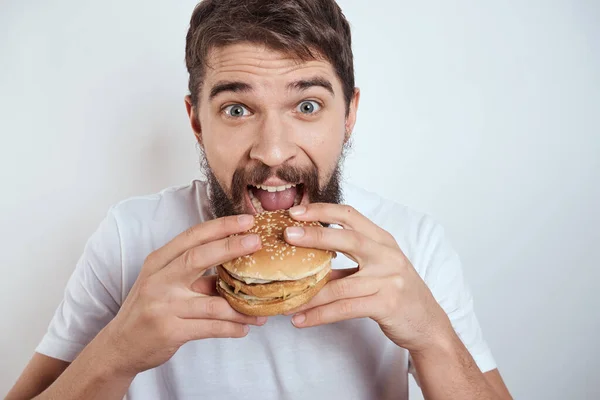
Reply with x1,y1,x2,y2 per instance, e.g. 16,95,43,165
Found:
297,100,321,114
223,104,250,118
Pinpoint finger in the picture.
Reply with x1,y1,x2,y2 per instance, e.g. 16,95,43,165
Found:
288,203,398,249
162,233,262,283
182,319,251,340
284,225,377,265
291,295,379,328
143,214,256,276
284,276,381,315
178,295,267,326
191,275,219,296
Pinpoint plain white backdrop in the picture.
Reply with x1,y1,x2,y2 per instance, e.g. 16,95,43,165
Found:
1,0,599,398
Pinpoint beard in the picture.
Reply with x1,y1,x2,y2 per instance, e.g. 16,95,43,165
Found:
200,147,349,219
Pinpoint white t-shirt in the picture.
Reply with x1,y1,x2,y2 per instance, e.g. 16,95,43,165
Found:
36,180,496,400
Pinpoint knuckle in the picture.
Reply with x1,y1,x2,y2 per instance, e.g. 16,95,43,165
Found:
390,275,404,291
350,232,364,250
384,231,397,245
220,216,229,231
339,300,354,315
163,290,177,308
143,251,158,268
137,278,155,298
314,307,325,323
331,279,349,298
209,320,227,336
342,205,356,216
204,297,220,318
184,226,197,239
182,248,199,270
224,236,234,254
144,300,164,323
315,227,326,243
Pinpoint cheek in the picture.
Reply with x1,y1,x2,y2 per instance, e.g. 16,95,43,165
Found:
293,118,345,175
201,115,254,185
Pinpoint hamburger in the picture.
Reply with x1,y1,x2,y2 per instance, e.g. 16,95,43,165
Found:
216,209,335,316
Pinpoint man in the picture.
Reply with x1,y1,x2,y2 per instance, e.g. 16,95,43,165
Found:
7,0,512,399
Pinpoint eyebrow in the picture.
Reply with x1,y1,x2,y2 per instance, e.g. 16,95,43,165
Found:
209,81,253,101
287,77,334,96
208,76,335,101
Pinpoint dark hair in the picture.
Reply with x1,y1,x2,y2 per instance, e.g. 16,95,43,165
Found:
185,0,355,113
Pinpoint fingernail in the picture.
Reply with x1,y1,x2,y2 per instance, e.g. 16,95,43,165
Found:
285,226,305,239
256,316,268,325
243,325,250,334
292,313,306,327
238,214,253,225
241,234,260,248
289,206,306,216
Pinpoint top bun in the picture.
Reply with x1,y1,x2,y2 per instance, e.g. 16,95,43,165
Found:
222,210,335,282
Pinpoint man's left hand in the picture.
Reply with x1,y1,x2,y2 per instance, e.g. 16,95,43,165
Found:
283,203,453,353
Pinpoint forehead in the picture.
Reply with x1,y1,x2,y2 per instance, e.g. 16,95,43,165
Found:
203,43,341,93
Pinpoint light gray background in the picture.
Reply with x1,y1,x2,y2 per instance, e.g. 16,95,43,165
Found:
1,1,599,399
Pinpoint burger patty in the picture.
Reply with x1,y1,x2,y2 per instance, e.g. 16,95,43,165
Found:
216,265,330,300
217,274,331,306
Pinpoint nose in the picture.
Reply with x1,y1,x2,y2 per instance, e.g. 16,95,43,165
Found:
249,112,298,167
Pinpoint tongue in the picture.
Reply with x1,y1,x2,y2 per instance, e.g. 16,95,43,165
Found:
252,186,298,211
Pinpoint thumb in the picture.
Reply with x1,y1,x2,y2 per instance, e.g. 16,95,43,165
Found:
191,274,219,296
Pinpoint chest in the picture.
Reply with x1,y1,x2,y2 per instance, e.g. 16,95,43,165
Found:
128,317,409,400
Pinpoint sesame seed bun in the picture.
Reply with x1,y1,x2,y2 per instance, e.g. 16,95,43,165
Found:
222,210,335,282
217,209,335,316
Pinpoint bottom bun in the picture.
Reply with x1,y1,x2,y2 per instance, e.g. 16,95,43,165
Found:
216,271,331,317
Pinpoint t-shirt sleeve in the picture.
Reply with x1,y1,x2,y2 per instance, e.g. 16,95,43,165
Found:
408,216,496,382
35,209,123,362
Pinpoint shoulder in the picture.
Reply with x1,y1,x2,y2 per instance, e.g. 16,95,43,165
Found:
95,179,210,262
92,180,211,297
109,180,209,227
343,182,451,277
343,181,444,244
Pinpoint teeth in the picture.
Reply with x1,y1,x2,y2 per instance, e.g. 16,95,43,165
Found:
249,183,302,212
253,184,296,192
248,188,265,212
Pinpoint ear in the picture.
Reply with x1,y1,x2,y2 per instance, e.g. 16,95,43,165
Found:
344,88,360,142
185,95,203,146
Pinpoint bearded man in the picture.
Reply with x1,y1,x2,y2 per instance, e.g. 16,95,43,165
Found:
7,1,511,399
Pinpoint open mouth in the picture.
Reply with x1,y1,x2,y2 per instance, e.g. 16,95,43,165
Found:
247,183,305,213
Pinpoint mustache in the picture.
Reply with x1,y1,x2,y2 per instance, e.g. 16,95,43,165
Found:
202,151,346,219
232,163,316,188
230,163,319,206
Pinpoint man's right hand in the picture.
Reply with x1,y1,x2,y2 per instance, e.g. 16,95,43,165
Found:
6,215,265,400
101,214,265,376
